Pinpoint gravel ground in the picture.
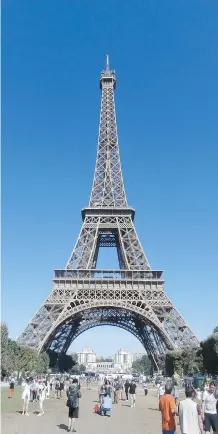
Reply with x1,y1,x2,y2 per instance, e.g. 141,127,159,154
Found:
1,385,182,434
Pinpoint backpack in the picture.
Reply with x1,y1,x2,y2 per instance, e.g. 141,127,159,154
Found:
94,404,100,413
67,389,81,409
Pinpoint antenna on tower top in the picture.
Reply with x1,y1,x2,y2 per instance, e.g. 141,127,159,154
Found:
106,54,109,70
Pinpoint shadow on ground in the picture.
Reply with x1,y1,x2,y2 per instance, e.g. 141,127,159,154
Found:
57,424,68,431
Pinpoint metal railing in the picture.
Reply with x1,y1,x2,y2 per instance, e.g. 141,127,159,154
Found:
54,269,163,280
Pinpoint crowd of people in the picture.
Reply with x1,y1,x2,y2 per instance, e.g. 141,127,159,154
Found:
96,377,138,415
7,374,218,433
159,380,218,434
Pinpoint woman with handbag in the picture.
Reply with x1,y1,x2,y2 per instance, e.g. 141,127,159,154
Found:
66,378,82,432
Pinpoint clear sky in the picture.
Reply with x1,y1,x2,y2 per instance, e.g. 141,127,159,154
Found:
2,0,218,357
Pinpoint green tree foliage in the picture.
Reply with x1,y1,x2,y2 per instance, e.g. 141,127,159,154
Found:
58,353,74,372
47,349,58,369
35,352,50,374
1,323,49,377
213,326,218,334
47,350,75,372
132,355,151,374
165,347,203,377
201,333,218,376
1,323,9,375
79,364,86,372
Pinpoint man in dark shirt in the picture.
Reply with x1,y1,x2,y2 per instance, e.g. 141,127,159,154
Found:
129,380,137,407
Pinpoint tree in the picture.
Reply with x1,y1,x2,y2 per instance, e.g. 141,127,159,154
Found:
79,364,86,372
182,347,203,375
58,353,74,372
165,350,183,377
47,349,58,369
201,333,218,376
47,351,76,372
1,323,9,376
132,355,151,375
35,352,50,374
165,347,203,377
213,326,218,334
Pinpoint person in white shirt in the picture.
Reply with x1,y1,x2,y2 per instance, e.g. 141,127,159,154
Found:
46,378,50,399
179,385,203,434
157,382,165,398
202,381,218,434
101,393,112,416
21,379,31,416
38,381,46,416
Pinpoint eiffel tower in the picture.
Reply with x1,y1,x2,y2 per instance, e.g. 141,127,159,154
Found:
18,56,199,369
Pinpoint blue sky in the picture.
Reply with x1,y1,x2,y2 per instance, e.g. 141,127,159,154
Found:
2,0,218,357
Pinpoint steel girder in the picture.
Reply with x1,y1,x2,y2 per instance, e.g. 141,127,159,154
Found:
89,66,127,208
66,214,150,270
43,307,167,369
17,58,199,370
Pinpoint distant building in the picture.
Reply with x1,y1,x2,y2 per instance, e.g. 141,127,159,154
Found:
77,348,96,367
77,348,140,373
114,349,133,370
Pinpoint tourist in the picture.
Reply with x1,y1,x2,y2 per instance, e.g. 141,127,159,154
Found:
143,379,148,396
46,377,50,399
66,378,82,433
100,392,112,416
114,379,120,404
86,376,91,389
21,378,31,416
158,381,165,399
129,379,137,408
171,382,179,405
50,377,53,392
196,388,202,403
179,385,203,434
125,379,130,400
105,380,112,398
202,381,218,434
60,377,64,399
38,380,46,416
55,379,60,399
159,382,176,434
99,383,105,403
8,376,15,399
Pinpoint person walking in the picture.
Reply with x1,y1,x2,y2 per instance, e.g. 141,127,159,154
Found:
202,381,218,434
114,379,120,404
129,380,137,408
158,382,165,399
179,385,203,434
45,377,50,399
67,378,82,433
105,380,112,398
9,376,15,399
38,380,46,416
159,382,176,434
172,382,179,405
34,378,40,402
60,378,64,399
21,378,31,416
125,380,130,400
55,379,60,399
99,383,105,403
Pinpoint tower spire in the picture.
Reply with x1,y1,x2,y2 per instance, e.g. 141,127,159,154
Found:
106,54,109,70
89,56,127,207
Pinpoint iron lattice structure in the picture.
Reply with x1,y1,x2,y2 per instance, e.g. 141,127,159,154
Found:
18,57,199,369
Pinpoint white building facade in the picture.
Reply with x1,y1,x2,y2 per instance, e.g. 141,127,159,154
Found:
77,348,96,366
77,348,139,373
